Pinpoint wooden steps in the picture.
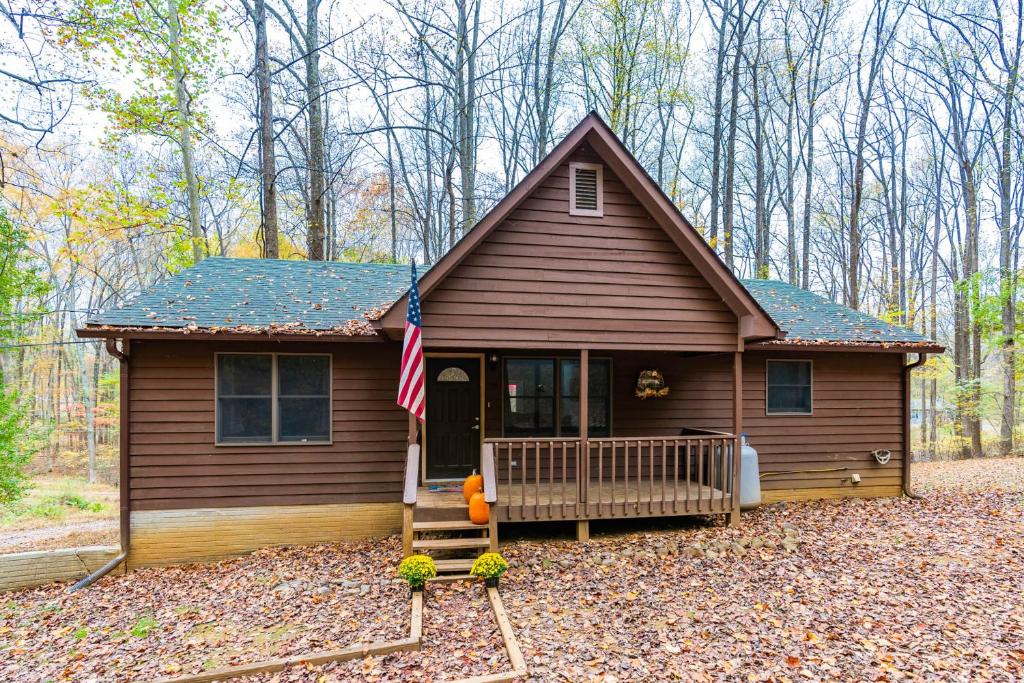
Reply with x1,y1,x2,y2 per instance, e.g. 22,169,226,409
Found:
413,537,490,551
406,486,497,574
413,520,484,532
433,558,475,573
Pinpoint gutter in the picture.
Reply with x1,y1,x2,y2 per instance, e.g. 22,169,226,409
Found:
71,338,131,591
902,353,928,500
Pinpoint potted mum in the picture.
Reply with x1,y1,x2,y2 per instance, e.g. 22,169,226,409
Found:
470,552,509,588
398,554,437,593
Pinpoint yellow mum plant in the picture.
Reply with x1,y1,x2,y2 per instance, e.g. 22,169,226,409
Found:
470,552,509,582
398,554,437,589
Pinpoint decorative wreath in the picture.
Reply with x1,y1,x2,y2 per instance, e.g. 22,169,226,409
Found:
635,369,670,399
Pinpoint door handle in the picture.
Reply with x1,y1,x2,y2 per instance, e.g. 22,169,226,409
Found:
471,425,480,430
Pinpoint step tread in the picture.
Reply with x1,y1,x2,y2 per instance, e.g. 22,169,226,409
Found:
413,521,483,531
427,574,478,583
413,538,490,550
434,559,475,572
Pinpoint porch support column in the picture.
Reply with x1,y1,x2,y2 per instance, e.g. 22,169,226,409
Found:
577,348,590,542
730,349,743,527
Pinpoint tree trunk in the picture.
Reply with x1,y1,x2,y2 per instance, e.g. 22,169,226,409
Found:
706,0,730,250
254,0,279,258
167,0,204,262
77,342,97,484
999,57,1019,456
305,0,325,260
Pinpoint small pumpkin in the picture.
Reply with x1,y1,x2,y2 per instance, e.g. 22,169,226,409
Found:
468,490,489,525
463,469,483,502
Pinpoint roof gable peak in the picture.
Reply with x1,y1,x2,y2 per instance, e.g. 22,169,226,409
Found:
381,114,778,340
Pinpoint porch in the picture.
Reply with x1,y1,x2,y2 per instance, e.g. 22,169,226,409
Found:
402,348,744,567
488,431,737,523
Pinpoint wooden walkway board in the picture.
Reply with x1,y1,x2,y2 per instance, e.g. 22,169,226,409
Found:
153,592,424,683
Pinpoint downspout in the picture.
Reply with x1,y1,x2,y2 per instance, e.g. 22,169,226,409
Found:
902,353,927,500
71,338,130,591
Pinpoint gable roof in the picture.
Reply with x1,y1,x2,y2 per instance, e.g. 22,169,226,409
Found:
743,279,939,350
84,258,411,337
378,112,779,341
79,259,942,351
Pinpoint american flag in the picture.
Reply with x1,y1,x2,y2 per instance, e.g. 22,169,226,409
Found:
397,261,425,421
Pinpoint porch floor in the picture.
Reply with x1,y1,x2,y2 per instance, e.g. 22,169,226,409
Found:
497,479,729,522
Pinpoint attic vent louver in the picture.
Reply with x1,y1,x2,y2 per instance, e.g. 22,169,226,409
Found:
569,162,604,217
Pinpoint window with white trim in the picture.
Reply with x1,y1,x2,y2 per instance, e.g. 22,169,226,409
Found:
216,353,331,444
569,162,604,217
765,360,812,415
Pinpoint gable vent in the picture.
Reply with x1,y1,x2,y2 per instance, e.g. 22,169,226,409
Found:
569,162,604,217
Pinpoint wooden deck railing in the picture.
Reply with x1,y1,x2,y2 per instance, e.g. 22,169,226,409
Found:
486,434,736,522
402,444,420,557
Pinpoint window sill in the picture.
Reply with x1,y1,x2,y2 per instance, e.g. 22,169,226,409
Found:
214,440,334,447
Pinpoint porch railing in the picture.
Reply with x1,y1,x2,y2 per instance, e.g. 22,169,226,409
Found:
485,434,736,522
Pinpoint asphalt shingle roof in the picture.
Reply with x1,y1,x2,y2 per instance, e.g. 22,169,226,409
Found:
741,279,932,344
88,258,411,334
87,258,933,346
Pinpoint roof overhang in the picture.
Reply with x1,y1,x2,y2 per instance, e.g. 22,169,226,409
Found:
379,112,780,342
747,340,946,354
75,326,386,343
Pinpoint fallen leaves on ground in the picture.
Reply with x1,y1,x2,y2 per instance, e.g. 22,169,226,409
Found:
2,458,1022,682
0,540,409,682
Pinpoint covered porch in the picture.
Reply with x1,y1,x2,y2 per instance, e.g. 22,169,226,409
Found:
406,347,745,544
487,430,736,524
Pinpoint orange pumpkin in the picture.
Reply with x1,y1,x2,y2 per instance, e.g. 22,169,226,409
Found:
468,491,489,525
463,470,483,503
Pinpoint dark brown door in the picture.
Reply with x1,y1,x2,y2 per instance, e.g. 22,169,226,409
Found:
425,356,481,479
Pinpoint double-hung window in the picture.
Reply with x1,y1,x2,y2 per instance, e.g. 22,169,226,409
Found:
765,360,812,415
216,353,331,444
503,357,611,438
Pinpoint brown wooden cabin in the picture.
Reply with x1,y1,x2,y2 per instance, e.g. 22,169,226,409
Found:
79,114,943,571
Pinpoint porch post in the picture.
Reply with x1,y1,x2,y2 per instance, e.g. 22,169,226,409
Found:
577,348,590,541
730,350,743,527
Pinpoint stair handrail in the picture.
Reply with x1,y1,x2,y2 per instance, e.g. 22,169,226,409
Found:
403,444,420,505
481,443,497,503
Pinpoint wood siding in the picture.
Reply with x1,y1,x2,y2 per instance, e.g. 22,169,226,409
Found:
484,349,905,501
419,147,738,351
128,340,407,511
128,341,903,512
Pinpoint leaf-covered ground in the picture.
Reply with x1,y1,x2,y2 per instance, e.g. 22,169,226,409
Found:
2,457,1022,682
0,542,410,681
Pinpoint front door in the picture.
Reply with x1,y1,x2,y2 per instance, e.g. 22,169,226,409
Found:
425,356,482,480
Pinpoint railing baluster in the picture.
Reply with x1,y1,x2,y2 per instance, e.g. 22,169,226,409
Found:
648,439,655,515
596,441,603,517
618,440,626,509
610,440,617,517
535,441,541,520
698,438,705,514
672,439,679,514
661,438,667,515
520,442,526,520
549,438,554,520
685,439,691,514
561,441,567,518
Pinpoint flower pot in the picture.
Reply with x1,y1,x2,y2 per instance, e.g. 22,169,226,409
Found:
410,584,424,596
484,577,499,589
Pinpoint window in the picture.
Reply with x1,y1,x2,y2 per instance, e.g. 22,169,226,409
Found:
569,162,603,217
503,358,611,437
216,354,331,444
766,360,812,415
437,366,471,382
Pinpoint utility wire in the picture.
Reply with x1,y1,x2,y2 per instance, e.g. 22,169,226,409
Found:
0,340,100,349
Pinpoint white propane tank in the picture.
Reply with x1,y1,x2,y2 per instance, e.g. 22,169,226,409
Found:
740,434,761,510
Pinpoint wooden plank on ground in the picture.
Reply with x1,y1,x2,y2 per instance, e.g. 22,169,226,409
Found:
486,587,527,673
153,591,424,683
